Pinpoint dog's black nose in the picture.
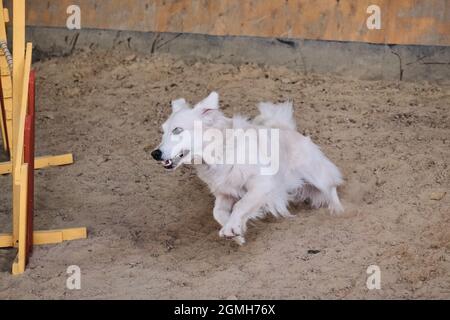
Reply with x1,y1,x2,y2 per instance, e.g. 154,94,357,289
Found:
151,149,162,161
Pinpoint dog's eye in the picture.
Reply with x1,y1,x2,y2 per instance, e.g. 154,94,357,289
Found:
172,127,183,135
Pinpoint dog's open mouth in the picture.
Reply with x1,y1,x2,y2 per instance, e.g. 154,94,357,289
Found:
161,151,189,170
162,159,174,169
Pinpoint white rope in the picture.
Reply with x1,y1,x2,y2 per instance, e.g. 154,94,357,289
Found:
0,40,13,73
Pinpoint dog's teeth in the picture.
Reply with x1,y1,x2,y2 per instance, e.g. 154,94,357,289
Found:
162,159,173,168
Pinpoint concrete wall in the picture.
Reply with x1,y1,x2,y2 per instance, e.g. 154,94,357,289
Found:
16,0,450,46
28,27,450,82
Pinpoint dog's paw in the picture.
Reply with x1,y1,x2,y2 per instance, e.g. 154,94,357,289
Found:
233,236,246,246
219,221,243,239
219,220,246,245
329,203,344,215
219,226,245,246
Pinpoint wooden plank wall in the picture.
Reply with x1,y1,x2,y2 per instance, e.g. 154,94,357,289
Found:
17,0,450,46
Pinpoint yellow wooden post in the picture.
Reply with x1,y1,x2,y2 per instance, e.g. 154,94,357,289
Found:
13,42,32,183
11,0,25,245
0,153,75,175
0,233,13,247
1,228,87,249
33,228,87,245
0,0,73,173
0,0,87,275
12,163,28,275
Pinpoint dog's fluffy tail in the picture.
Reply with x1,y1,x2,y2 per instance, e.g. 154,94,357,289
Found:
253,101,297,130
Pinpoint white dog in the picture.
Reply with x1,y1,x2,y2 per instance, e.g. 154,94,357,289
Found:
152,92,343,244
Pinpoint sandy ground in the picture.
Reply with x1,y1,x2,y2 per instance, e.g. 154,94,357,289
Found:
0,49,449,299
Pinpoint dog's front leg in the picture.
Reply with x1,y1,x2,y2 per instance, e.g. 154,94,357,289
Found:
219,188,267,244
213,194,235,227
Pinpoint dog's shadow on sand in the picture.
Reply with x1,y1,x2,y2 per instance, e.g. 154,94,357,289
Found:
189,196,318,248
164,167,334,249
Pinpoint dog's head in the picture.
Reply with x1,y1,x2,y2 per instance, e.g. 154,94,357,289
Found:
151,91,221,170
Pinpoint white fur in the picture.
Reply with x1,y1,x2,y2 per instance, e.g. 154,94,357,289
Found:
154,92,344,245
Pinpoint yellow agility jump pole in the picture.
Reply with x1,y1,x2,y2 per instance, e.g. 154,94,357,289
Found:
0,0,73,171
0,0,86,275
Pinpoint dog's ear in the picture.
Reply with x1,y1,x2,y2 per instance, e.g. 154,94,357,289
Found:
194,92,219,115
171,98,187,113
